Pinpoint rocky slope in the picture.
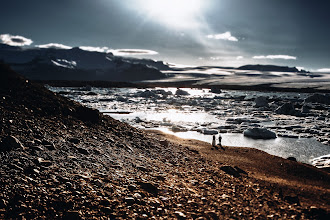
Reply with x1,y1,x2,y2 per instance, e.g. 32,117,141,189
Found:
0,63,329,219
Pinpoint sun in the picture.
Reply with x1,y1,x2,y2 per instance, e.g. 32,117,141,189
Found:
139,0,204,28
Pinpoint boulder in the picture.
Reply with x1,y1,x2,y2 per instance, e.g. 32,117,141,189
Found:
220,165,247,178
304,94,330,104
301,105,311,113
254,96,269,108
175,89,189,96
275,103,296,115
159,140,169,147
137,90,159,98
137,181,159,195
171,125,188,132
0,135,25,152
202,129,218,135
243,128,277,139
287,157,297,162
210,87,222,94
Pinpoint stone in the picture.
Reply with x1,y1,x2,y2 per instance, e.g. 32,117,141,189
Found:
171,125,188,132
202,129,218,135
175,89,189,96
69,138,80,144
62,211,82,220
133,193,142,199
125,197,135,205
76,147,89,155
174,211,186,218
304,94,330,104
137,181,159,195
243,128,277,139
159,139,169,147
301,105,310,113
137,90,159,98
284,195,300,205
275,103,296,115
0,135,25,152
254,96,269,108
0,199,7,209
203,179,215,186
210,87,222,94
287,157,297,162
36,158,52,167
41,140,56,150
220,165,245,177
136,166,150,172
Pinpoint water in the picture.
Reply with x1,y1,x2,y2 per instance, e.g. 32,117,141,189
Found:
152,128,326,164
49,86,330,166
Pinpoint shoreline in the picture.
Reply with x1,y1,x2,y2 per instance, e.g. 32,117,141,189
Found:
145,127,329,166
146,130,330,209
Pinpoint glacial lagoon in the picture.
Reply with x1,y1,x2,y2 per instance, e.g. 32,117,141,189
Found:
50,86,330,167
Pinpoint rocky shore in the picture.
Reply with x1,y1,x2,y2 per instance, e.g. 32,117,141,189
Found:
1,63,330,219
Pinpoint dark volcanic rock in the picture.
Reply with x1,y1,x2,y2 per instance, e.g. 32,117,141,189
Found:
220,165,247,178
0,136,25,152
305,94,330,105
254,96,269,108
275,103,297,115
137,181,159,195
243,128,277,139
287,157,297,162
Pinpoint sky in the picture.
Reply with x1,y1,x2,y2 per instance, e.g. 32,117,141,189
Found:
1,0,330,71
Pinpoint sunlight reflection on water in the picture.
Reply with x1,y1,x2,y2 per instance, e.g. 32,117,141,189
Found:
109,109,218,124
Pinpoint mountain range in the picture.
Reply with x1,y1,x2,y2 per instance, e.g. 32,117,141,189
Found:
0,44,310,82
0,44,167,82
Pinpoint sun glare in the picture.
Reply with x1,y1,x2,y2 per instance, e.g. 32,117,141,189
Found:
140,0,204,28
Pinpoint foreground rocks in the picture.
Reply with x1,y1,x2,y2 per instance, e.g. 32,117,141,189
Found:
0,63,329,219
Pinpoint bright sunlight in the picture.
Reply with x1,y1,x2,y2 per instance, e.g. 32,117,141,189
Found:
139,0,204,28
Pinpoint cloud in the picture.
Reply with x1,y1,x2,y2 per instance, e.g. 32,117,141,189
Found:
36,43,72,49
236,56,244,60
210,57,222,60
0,34,33,46
109,49,158,56
316,68,330,72
79,46,110,53
253,55,297,60
206,32,238,42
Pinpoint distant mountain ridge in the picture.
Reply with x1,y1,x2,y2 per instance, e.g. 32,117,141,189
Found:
0,43,311,82
0,44,167,82
238,64,309,73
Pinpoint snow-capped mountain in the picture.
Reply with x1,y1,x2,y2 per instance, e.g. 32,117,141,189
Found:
0,44,167,82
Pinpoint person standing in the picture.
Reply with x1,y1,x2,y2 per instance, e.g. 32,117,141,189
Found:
218,134,222,147
212,135,216,147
